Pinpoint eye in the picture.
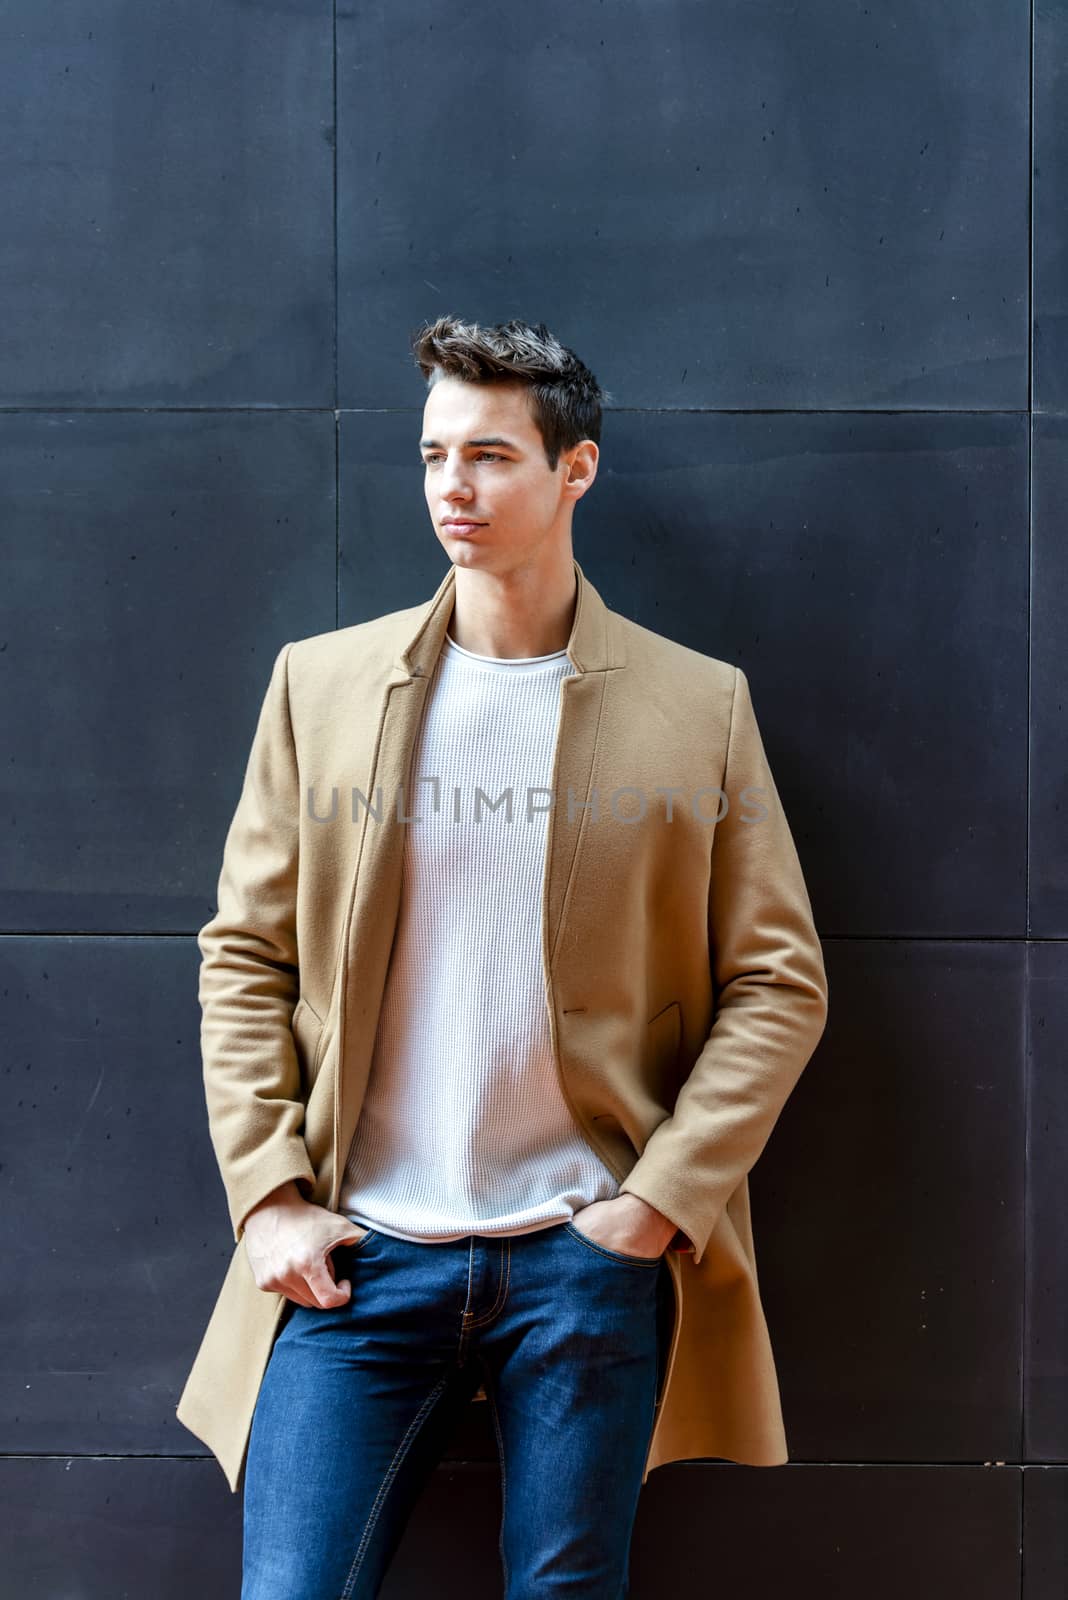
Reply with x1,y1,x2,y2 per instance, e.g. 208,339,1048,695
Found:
477,452,503,461
421,451,505,465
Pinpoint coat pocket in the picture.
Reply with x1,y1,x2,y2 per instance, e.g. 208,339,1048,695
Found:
646,1000,683,1100
291,995,326,1095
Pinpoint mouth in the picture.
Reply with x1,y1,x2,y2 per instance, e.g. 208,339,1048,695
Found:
442,520,485,533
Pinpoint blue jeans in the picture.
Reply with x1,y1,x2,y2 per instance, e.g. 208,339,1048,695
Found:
240,1219,675,1599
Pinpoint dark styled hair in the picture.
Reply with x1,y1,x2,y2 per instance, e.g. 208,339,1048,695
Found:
410,314,611,472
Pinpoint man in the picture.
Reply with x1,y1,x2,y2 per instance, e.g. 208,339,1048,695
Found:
176,315,829,1599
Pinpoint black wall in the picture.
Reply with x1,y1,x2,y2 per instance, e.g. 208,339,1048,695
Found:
1,1,1065,1594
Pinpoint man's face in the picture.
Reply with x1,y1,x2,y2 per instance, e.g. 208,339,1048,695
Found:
419,374,594,575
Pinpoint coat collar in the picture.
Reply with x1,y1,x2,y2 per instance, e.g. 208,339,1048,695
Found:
391,556,625,679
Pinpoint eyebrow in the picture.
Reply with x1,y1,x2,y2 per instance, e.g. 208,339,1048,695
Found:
419,436,520,451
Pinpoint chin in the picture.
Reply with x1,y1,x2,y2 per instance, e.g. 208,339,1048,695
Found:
441,535,487,562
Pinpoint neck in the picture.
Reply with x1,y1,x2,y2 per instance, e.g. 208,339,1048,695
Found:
447,549,578,660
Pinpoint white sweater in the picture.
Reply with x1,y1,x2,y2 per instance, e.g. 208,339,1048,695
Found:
338,629,620,1241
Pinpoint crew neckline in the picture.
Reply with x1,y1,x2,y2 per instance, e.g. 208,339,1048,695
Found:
443,630,570,667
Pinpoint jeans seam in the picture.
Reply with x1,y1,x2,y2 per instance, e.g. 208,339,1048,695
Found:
337,1368,455,1599
463,1239,512,1328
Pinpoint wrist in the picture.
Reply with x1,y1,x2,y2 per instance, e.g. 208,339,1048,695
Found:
614,1192,677,1247
244,1179,306,1229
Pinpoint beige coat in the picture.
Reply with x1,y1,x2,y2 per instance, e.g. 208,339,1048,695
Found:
175,556,828,1492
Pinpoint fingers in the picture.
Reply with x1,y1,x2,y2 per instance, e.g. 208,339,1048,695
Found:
322,1227,368,1252
251,1217,368,1306
282,1285,319,1309
306,1258,351,1309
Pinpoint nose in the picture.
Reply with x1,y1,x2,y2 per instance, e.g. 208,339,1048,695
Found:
436,451,475,502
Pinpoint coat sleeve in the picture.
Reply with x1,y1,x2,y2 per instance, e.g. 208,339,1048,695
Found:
619,666,829,1266
197,641,317,1244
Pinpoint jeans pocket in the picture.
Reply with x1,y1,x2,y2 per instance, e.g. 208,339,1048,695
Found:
564,1221,663,1268
332,1226,379,1258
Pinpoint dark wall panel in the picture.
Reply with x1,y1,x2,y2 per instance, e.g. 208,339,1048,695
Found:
632,1462,1020,1599
0,412,336,934
0,935,227,1458
1034,1,1068,409
0,1,335,409
1025,1467,1068,1600
1029,416,1068,936
1026,942,1068,1461
763,937,1025,1465
337,0,1029,411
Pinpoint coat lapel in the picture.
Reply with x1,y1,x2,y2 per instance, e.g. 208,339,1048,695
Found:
542,668,608,971
327,658,436,1208
541,559,627,968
